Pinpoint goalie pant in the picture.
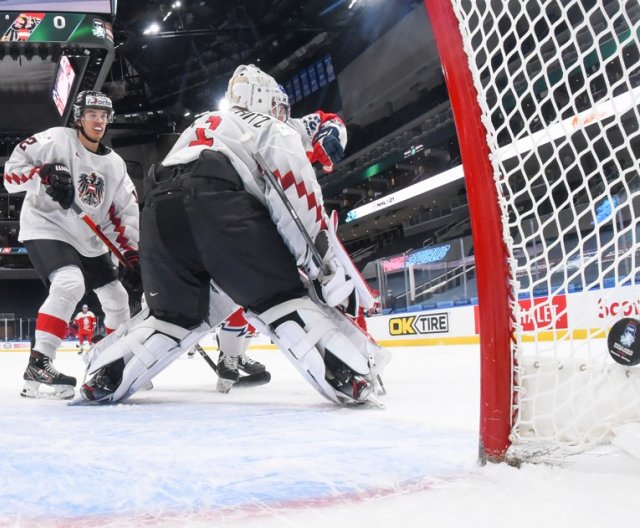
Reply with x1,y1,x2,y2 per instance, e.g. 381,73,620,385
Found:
82,113,390,404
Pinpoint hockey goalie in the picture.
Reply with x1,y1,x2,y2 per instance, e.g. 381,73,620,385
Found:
77,64,391,405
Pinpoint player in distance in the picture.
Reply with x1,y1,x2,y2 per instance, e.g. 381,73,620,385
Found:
78,64,389,405
73,303,97,354
4,91,141,399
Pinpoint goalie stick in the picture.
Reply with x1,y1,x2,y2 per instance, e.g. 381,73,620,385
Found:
194,345,271,387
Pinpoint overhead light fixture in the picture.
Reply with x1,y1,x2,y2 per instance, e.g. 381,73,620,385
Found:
143,23,160,35
348,0,359,8
163,11,172,21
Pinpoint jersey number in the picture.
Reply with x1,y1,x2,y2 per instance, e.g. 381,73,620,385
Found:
18,136,37,151
189,116,221,147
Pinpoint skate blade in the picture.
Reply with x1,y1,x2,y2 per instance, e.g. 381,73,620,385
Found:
21,381,75,400
216,378,236,393
67,392,113,406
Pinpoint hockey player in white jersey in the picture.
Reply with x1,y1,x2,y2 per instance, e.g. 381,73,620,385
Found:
78,64,390,405
210,108,348,392
4,90,140,399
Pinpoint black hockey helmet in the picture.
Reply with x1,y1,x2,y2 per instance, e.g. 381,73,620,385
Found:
72,90,114,123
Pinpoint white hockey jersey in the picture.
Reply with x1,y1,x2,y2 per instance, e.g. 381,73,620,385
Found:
162,107,327,276
4,127,139,257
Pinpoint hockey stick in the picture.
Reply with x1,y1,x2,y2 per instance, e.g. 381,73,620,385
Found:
69,203,131,268
240,132,329,275
195,345,271,387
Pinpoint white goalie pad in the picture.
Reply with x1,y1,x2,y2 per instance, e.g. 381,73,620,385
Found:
85,315,210,403
246,296,390,404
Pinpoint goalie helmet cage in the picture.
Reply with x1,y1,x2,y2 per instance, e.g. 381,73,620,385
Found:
424,0,640,463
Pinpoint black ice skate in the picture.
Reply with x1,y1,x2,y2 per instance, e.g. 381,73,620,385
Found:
21,351,77,400
238,351,266,375
79,358,125,404
216,352,240,393
329,364,375,404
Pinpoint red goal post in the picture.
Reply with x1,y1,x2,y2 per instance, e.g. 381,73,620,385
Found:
424,0,515,463
424,0,640,463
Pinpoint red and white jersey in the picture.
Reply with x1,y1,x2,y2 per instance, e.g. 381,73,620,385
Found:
4,127,139,257
162,108,327,274
74,311,96,332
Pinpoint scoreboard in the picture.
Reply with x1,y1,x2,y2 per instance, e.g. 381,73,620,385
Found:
0,9,114,139
0,12,113,44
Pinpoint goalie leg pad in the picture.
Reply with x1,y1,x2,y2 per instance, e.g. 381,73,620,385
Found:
83,315,210,403
248,296,388,404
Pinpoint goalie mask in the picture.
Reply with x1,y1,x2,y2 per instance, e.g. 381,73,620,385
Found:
73,90,114,123
225,64,290,122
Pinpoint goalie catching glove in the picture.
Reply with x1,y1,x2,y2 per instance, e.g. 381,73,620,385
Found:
40,163,74,209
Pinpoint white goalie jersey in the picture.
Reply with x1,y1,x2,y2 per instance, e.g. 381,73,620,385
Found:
4,127,139,257
162,107,327,275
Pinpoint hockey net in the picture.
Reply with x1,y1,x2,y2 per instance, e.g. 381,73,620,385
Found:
425,0,640,462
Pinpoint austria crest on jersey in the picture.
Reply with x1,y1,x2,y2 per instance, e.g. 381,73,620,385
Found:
78,172,105,207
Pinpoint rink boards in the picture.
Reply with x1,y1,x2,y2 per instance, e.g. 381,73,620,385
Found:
0,284,637,352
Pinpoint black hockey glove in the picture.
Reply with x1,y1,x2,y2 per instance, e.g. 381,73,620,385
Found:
118,249,143,293
40,163,74,210
312,125,345,173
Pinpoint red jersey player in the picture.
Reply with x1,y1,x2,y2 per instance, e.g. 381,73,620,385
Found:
74,304,96,352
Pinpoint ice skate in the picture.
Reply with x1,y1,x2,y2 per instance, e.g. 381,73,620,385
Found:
328,363,375,404
20,351,77,400
237,351,266,375
77,359,125,404
216,352,239,393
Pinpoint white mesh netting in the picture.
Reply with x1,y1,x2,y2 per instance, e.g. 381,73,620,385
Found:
449,0,640,457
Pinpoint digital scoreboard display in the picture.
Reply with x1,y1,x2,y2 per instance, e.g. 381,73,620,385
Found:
0,1,115,16
0,11,114,137
0,11,113,43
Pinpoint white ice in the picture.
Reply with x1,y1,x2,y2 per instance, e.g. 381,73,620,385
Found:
1,344,639,527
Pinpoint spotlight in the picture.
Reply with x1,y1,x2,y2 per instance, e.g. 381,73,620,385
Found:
143,23,160,35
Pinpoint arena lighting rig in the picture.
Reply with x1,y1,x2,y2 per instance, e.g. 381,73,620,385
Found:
0,2,116,143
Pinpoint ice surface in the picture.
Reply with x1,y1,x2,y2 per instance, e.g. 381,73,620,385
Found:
1,345,639,527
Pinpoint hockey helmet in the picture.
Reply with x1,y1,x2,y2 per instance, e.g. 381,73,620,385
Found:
73,90,114,123
225,64,290,122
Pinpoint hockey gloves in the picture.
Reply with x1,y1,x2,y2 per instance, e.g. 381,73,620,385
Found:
313,124,345,173
118,249,143,293
40,163,74,209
